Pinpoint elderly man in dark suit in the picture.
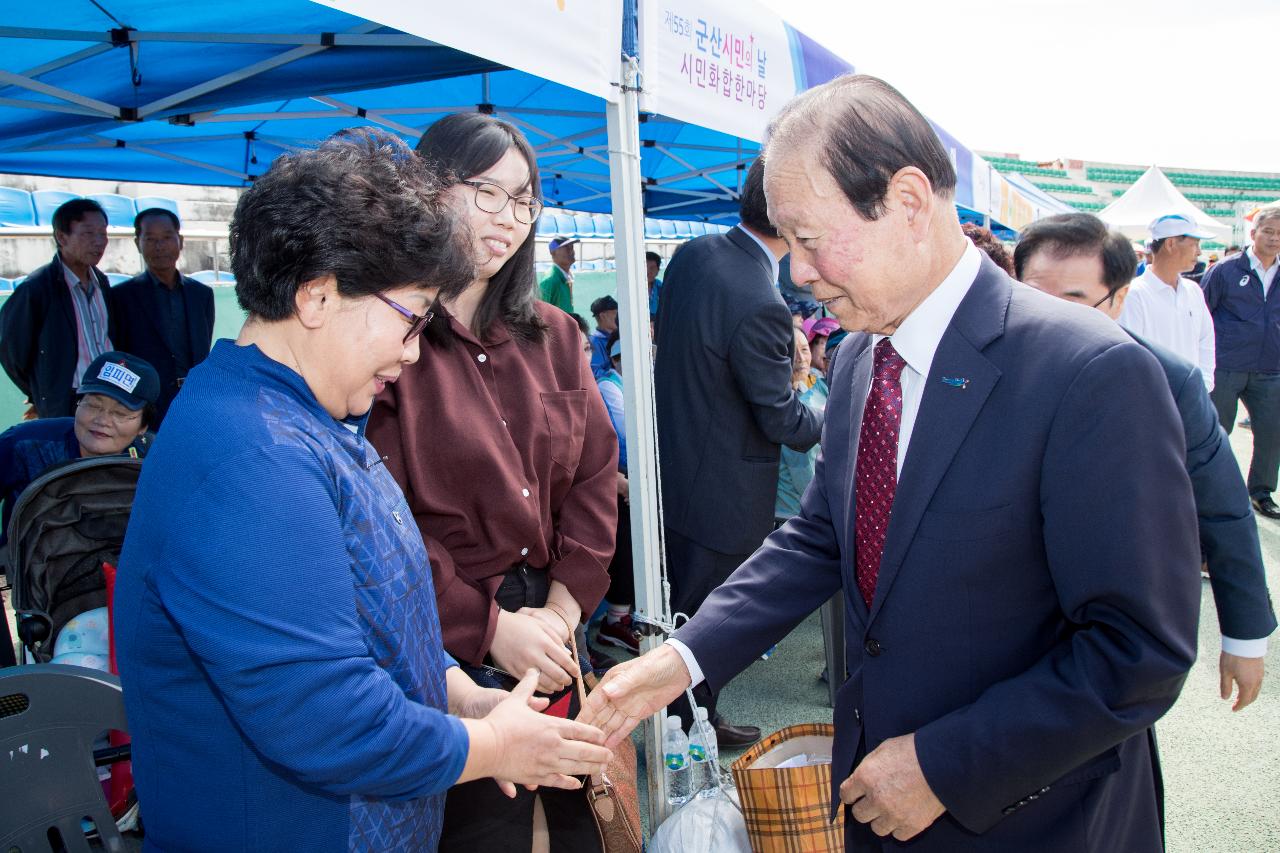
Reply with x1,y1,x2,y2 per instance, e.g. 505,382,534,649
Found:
653,157,823,746
111,207,215,425
583,75,1200,852
1014,213,1275,714
0,198,116,418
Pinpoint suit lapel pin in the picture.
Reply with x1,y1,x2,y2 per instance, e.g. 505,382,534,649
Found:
941,376,969,389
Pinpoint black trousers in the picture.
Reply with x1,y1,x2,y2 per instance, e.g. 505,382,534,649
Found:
606,494,634,608
438,564,601,853
663,527,753,729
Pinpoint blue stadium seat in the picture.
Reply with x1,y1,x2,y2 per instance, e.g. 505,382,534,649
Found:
644,217,661,239
32,190,79,226
550,212,576,237
87,194,136,228
572,213,597,239
659,219,678,239
190,270,235,285
536,213,558,237
672,220,694,239
535,261,552,275
132,196,180,221
605,259,617,271
0,187,36,227
592,213,614,239
104,273,133,286
0,277,14,293
688,221,708,237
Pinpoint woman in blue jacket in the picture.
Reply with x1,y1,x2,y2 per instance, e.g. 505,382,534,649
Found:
113,130,610,852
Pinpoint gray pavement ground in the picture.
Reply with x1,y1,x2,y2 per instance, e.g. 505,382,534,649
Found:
4,422,1278,850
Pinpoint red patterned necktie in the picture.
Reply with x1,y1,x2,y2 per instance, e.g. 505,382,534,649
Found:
855,338,907,608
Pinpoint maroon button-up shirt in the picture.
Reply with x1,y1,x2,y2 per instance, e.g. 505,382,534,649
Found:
367,302,617,665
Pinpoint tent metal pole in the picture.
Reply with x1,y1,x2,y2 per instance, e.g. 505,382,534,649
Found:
605,53,670,828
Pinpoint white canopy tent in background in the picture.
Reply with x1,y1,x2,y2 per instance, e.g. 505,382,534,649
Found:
1099,165,1231,242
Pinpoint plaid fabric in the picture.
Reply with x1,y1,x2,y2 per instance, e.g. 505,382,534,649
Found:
731,723,845,852
63,263,111,389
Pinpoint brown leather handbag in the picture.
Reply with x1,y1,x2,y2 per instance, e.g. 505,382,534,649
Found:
571,635,643,853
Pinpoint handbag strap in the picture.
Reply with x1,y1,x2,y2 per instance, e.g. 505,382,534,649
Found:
565,627,612,793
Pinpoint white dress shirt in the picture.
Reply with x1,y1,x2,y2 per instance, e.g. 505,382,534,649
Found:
1246,246,1278,299
1119,267,1216,391
668,242,983,686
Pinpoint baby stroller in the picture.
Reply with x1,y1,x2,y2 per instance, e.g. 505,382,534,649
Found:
2,455,143,839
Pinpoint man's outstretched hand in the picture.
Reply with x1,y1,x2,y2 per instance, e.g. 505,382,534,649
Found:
578,644,693,748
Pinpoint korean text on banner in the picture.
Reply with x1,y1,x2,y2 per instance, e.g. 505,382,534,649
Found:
638,0,851,142
314,0,624,102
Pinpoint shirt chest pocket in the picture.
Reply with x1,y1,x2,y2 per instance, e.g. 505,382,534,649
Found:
541,390,588,473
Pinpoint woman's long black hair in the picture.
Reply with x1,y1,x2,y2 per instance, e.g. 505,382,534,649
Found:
416,112,548,346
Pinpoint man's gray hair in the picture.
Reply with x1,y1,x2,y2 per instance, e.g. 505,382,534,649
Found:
762,73,957,222
1253,207,1280,230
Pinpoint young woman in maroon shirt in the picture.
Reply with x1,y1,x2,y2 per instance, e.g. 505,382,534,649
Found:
367,113,617,852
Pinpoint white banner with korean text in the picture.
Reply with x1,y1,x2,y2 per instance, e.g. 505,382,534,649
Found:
638,0,852,142
318,0,624,102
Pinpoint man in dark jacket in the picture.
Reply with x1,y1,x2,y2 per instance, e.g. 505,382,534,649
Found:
653,158,823,745
0,198,116,418
1202,207,1280,519
1014,212,1275,711
111,207,215,425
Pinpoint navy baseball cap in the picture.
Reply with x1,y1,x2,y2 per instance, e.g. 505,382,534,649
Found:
79,351,160,410
548,236,579,252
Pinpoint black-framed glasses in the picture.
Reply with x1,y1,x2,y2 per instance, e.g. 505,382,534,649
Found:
461,179,543,224
373,293,434,344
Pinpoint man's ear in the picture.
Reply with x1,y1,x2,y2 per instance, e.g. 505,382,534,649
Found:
294,275,338,331
888,166,935,242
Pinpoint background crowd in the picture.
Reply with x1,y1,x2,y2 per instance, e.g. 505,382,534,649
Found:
0,72,1275,852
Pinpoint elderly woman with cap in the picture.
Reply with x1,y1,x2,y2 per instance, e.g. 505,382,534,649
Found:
802,314,841,376
112,129,610,853
0,350,158,668
0,350,157,545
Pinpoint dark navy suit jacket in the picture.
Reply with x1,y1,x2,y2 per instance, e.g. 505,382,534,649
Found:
654,226,822,555
1129,332,1276,641
0,254,117,418
111,271,215,424
676,257,1201,852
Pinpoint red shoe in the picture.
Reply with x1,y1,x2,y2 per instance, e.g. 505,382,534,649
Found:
596,615,641,654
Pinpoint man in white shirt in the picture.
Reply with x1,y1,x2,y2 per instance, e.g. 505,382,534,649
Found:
1119,213,1216,390
582,74,1198,853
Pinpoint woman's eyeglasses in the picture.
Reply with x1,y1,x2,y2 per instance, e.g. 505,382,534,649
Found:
77,397,143,425
374,293,435,344
461,179,542,225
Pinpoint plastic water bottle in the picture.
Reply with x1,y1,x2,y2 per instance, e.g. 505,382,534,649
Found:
664,715,691,806
691,706,720,797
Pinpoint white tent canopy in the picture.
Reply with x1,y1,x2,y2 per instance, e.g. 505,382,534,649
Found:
1099,165,1230,241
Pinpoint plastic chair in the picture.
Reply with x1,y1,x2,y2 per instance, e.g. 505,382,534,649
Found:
659,219,678,239
0,187,36,227
672,220,694,239
643,217,661,239
86,195,136,229
592,213,614,239
0,664,129,852
0,277,13,293
32,190,79,226
535,213,558,237
131,196,179,220
572,212,597,239
104,273,133,286
189,270,235,285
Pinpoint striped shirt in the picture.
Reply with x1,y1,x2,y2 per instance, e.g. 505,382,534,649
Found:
62,261,112,389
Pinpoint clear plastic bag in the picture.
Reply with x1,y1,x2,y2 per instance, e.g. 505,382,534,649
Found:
650,787,751,853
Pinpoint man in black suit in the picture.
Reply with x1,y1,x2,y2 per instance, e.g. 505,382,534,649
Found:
1014,212,1275,710
653,158,824,745
0,198,116,418
111,207,215,426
